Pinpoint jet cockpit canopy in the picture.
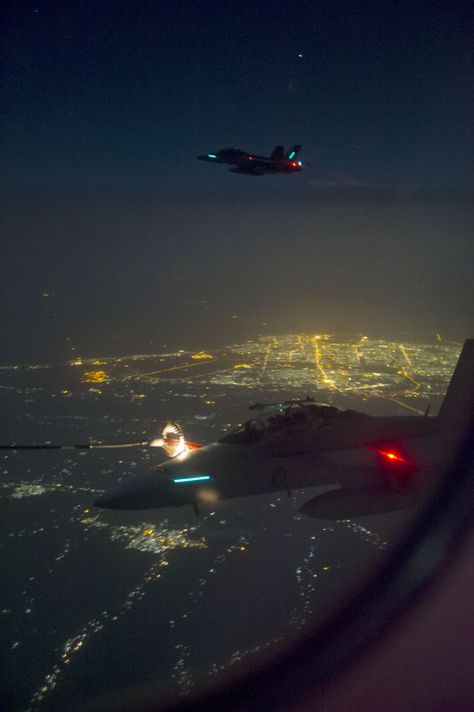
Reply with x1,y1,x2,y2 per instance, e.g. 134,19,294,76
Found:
220,403,371,445
218,148,246,157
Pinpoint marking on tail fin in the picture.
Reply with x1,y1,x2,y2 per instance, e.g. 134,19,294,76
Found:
285,144,301,160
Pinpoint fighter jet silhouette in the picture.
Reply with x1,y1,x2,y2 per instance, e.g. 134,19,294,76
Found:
197,145,303,175
95,340,474,519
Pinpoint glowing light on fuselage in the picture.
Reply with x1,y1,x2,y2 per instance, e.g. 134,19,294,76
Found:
172,475,212,484
184,441,202,450
373,448,413,466
288,151,296,159
208,154,217,158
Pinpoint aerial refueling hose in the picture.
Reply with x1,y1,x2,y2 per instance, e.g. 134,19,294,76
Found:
0,440,149,451
0,422,196,454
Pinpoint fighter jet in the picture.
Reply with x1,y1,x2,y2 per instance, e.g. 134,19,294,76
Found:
95,340,474,519
197,145,303,176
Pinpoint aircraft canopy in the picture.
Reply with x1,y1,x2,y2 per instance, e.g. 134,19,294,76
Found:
220,403,371,445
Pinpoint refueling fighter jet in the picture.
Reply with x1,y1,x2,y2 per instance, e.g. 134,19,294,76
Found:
197,145,303,175
95,340,474,519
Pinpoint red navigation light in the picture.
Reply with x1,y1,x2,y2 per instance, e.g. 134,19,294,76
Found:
370,445,417,492
248,156,253,160
291,161,298,167
384,451,401,461
372,447,413,466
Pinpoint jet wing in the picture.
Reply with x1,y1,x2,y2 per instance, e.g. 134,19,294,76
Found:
229,155,284,174
229,165,267,175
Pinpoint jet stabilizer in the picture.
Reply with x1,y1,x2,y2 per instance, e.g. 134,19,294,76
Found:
300,485,420,519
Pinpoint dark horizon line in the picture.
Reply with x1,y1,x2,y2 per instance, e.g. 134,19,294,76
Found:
2,182,474,203
2,331,467,369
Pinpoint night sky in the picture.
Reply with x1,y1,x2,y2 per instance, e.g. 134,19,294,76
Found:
2,1,473,362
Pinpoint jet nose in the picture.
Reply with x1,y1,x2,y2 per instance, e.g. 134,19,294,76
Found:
94,494,127,510
94,472,184,511
94,490,150,510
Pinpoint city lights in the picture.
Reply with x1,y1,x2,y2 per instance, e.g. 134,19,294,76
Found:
0,334,460,711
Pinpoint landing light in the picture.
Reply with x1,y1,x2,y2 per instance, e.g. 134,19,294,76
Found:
172,475,212,484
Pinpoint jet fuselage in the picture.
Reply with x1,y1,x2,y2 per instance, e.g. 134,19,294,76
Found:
197,145,303,176
94,415,446,512
95,339,474,518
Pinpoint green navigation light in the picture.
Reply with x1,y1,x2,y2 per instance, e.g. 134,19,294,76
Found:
172,475,212,484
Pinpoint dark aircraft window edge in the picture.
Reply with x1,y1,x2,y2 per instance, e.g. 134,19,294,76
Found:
89,432,474,712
